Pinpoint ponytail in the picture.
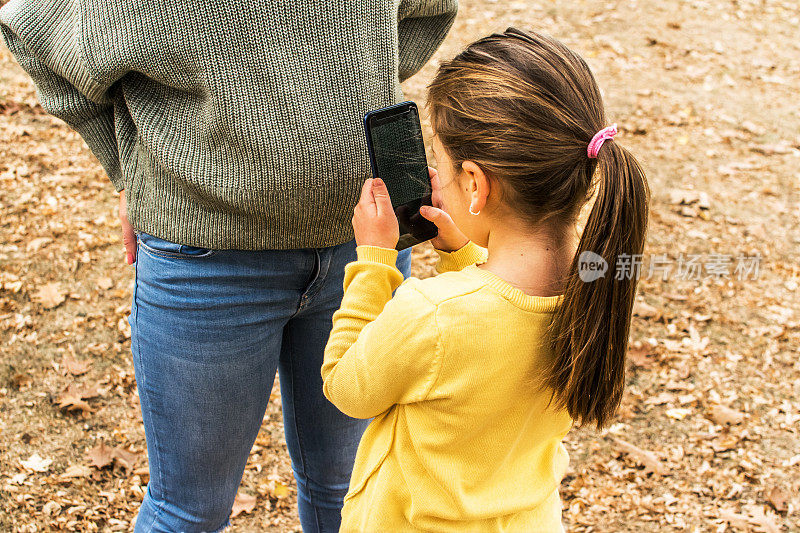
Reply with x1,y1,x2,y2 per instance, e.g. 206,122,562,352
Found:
544,141,650,429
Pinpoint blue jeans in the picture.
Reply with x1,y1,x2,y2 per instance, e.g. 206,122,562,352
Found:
129,231,412,532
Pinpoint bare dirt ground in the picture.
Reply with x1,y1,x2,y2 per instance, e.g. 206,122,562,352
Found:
1,0,798,531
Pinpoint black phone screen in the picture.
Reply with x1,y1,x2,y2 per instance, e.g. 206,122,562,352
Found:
366,102,438,250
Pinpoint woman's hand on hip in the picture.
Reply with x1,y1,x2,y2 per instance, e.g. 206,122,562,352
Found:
118,191,137,264
352,178,399,249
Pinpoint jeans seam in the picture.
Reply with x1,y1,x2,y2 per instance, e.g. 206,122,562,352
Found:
285,330,308,477
132,240,168,528
285,327,323,531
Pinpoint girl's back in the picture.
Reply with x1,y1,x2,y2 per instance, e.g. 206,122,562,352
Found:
337,249,572,532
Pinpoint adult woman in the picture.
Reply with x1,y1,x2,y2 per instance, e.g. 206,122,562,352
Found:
0,0,458,530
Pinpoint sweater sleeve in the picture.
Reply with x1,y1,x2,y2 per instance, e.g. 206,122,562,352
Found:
322,245,443,420
433,240,489,274
396,0,458,83
0,0,125,191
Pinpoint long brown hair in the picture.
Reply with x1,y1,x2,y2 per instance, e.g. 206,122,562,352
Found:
426,27,650,429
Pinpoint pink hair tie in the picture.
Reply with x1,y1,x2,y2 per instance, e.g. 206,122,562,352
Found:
587,123,618,158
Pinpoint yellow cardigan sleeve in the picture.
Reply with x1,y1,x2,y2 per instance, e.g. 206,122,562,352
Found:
322,245,442,419
433,240,489,274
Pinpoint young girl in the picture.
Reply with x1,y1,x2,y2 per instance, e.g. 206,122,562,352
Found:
322,27,649,532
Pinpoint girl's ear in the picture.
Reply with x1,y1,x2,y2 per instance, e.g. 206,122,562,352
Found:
461,160,490,208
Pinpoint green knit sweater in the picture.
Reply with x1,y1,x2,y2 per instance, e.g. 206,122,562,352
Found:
0,0,457,249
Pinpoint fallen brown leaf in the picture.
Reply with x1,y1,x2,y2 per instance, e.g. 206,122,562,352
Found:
765,486,789,514
26,237,52,252
41,501,61,517
60,464,92,479
644,392,676,406
613,438,668,476
231,491,257,518
719,508,750,529
86,440,142,473
62,350,92,376
747,505,782,533
33,282,66,309
707,404,745,425
96,277,114,290
710,434,740,453
633,300,660,319
55,381,102,415
56,389,94,414
20,453,53,472
87,441,114,469
627,345,657,368
111,446,140,474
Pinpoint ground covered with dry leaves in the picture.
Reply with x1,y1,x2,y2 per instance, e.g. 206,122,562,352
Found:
1,0,798,531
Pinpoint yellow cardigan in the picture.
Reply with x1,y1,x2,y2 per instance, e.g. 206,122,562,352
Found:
321,241,573,532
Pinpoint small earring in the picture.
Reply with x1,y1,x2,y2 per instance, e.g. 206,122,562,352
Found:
469,205,480,215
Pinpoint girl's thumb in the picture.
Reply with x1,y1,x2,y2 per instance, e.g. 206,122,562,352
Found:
421,206,455,230
420,205,438,219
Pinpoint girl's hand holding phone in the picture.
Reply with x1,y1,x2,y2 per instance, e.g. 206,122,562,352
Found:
419,166,469,253
352,177,400,249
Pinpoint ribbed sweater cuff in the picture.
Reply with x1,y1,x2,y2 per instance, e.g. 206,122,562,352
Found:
356,245,400,266
72,115,125,191
433,240,488,273
397,0,458,82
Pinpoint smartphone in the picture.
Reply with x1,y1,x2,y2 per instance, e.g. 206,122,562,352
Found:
364,100,439,251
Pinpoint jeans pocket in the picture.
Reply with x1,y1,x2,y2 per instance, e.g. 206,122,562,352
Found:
136,231,216,259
